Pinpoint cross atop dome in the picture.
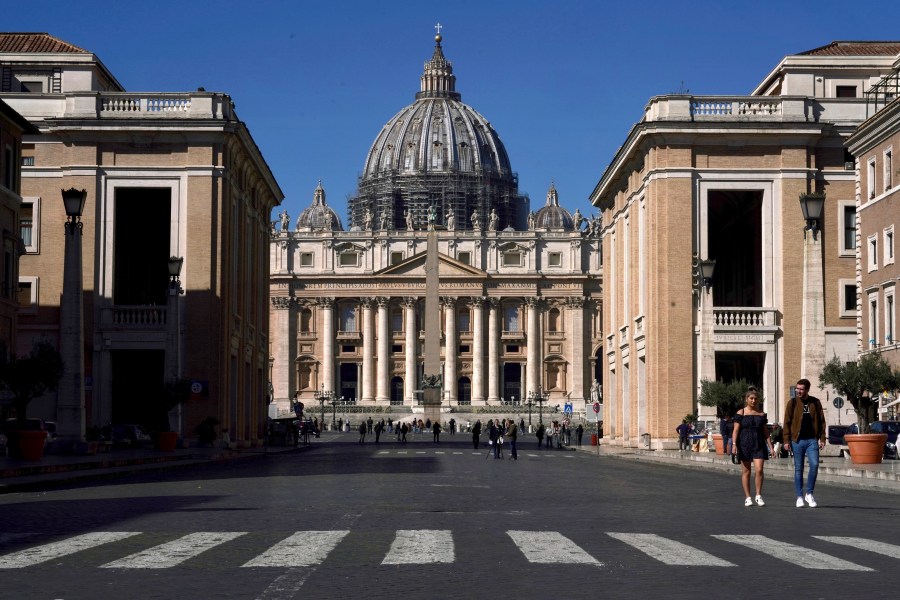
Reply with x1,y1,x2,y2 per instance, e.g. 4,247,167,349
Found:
418,27,459,100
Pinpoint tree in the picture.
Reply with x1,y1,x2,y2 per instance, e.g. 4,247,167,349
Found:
698,378,762,418
0,341,65,425
819,353,899,434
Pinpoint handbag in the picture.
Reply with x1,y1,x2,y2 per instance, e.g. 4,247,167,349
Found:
731,452,740,465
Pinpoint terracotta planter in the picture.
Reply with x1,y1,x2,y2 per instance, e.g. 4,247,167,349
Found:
7,430,48,460
712,433,725,455
154,431,179,452
844,433,888,464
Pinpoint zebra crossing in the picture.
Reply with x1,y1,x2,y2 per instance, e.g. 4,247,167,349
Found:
0,530,893,571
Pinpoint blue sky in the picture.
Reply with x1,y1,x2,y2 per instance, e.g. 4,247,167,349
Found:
6,0,900,221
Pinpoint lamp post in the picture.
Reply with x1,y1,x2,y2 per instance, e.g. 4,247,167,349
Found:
165,256,184,436
58,188,87,443
529,388,549,425
799,192,825,238
331,396,341,430
798,192,826,418
698,259,716,292
524,400,534,426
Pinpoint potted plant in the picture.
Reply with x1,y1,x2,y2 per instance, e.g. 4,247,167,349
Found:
0,341,64,460
153,378,192,451
820,353,899,464
698,378,761,454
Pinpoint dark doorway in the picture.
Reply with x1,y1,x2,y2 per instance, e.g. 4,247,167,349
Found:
594,348,604,389
715,351,765,389
458,377,471,405
708,190,762,307
114,188,170,305
111,349,165,428
339,363,358,403
390,376,404,405
503,363,522,403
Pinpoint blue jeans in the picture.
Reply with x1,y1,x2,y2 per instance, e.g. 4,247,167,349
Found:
791,438,820,497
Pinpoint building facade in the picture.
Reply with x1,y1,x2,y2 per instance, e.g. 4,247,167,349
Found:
847,52,900,419
0,33,283,444
270,181,601,419
590,42,900,448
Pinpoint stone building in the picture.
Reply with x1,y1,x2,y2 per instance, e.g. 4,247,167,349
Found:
847,51,900,419
0,33,282,444
590,41,900,448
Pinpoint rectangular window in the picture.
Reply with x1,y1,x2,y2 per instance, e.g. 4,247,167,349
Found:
886,288,895,345
505,344,519,353
21,156,34,167
502,251,521,267
885,227,895,265
17,276,38,313
868,158,877,199
839,280,857,318
868,294,879,348
868,235,878,271
390,251,404,265
458,344,470,354
392,344,403,353
457,251,471,265
341,345,356,354
885,149,893,192
299,252,313,267
839,203,856,255
339,252,358,267
836,85,857,98
548,252,562,267
391,310,403,333
19,80,44,93
457,309,470,333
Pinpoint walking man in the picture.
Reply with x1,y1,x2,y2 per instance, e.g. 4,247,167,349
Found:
783,378,826,508
506,419,518,460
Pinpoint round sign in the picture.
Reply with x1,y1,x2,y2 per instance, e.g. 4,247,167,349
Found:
833,397,844,409
191,381,203,394
593,402,601,413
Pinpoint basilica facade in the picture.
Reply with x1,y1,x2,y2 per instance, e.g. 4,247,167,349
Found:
269,35,602,419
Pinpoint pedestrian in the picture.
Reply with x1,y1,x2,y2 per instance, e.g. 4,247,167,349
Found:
676,420,692,451
472,420,482,449
720,413,734,456
425,418,431,431
770,422,784,458
367,417,373,434
432,420,442,443
575,423,584,446
731,388,771,507
536,423,545,449
338,417,343,432
358,421,367,444
374,419,383,443
400,421,409,444
783,378,826,508
387,418,393,434
520,418,526,434
449,418,456,435
506,419,518,460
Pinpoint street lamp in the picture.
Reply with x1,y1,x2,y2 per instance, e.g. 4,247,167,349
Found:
799,192,826,237
165,255,184,436
59,188,87,443
524,399,534,426
529,388,549,425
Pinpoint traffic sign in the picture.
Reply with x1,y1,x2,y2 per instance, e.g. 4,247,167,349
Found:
593,402,601,413
833,397,844,409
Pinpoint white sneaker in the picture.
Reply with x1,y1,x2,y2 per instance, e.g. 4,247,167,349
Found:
755,495,765,507
805,493,817,508
744,497,753,507
796,497,805,508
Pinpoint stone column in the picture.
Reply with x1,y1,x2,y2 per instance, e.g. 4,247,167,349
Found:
320,298,335,394
471,297,486,405
404,297,418,405
801,231,826,391
376,297,390,404
443,297,458,404
361,298,375,403
526,297,540,398
568,297,586,402
270,297,293,404
487,298,500,404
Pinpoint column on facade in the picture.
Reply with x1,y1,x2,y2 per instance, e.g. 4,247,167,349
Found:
526,297,540,398
270,298,293,405
471,296,486,405
404,297,418,405
800,232,825,390
376,297,390,403
487,298,500,403
443,297,458,404
567,297,586,402
320,297,335,394
361,297,375,403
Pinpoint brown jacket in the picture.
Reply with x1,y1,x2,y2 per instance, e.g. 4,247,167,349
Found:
782,395,826,443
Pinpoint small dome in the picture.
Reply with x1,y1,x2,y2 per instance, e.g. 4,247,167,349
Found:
534,182,574,230
295,181,343,231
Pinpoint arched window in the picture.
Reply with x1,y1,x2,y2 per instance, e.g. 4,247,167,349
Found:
504,304,520,332
547,308,560,332
340,304,357,332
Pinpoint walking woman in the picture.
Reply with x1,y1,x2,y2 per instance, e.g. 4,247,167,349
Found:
731,388,772,506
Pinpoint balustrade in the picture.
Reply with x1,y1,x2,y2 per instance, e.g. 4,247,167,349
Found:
713,308,777,328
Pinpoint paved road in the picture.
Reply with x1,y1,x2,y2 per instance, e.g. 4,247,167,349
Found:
0,433,898,599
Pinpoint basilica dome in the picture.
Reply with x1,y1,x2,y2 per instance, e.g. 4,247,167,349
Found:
534,182,574,230
349,33,527,231
295,181,343,231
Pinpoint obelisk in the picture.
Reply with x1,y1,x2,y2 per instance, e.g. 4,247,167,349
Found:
421,229,443,423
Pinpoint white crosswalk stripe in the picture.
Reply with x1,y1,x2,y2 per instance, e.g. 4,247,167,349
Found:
382,530,454,564
0,532,141,569
241,531,349,567
507,531,601,565
712,535,872,571
101,532,246,568
607,533,735,566
814,536,900,558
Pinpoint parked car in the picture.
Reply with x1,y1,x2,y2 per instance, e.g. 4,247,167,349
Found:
869,421,900,459
109,424,152,448
828,424,852,446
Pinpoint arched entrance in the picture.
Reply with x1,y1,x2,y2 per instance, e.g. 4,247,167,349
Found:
339,363,358,403
390,376,404,405
503,363,522,404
